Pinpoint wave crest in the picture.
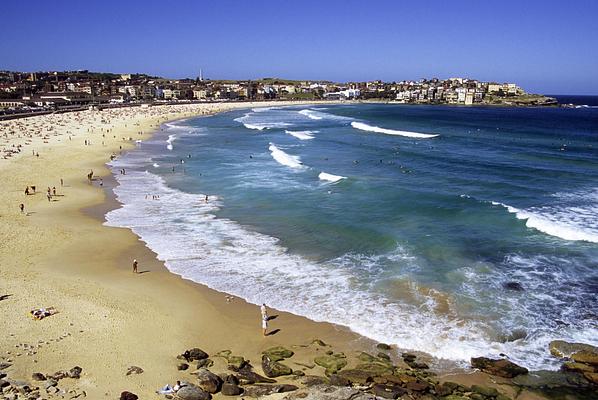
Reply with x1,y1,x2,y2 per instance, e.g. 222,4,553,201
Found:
351,121,438,138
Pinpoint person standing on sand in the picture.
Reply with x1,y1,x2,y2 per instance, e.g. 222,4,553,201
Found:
46,192,51,202
19,203,24,213
262,314,268,336
133,259,138,273
261,303,268,320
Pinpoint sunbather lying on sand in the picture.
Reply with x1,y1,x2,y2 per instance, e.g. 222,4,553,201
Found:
29,306,58,320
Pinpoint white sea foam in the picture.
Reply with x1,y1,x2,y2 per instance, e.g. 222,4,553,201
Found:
319,172,346,183
252,106,283,112
166,134,176,150
268,143,305,169
299,109,323,120
234,113,292,131
491,194,598,243
285,130,317,140
351,121,438,139
298,109,352,122
105,167,598,370
105,170,497,366
153,163,160,168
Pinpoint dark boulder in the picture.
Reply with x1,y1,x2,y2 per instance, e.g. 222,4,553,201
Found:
405,380,430,392
178,363,189,371
262,354,293,378
236,364,276,384
502,281,524,291
372,384,407,399
32,372,46,381
195,368,222,394
337,369,375,385
300,375,329,387
221,382,243,396
376,343,391,351
471,357,528,378
120,391,138,400
329,374,351,387
242,384,298,397
68,366,82,379
182,348,209,362
176,383,212,400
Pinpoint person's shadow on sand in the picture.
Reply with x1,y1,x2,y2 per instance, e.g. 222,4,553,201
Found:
267,315,278,321
0,294,12,301
266,329,280,336
137,270,151,274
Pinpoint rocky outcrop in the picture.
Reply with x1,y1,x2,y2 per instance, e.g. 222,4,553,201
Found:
181,348,209,362
221,375,243,396
549,340,598,359
263,346,294,361
549,340,598,386
242,384,298,397
262,354,293,377
283,384,376,400
470,357,528,378
120,391,138,400
314,353,348,376
236,364,276,384
194,368,222,393
176,382,212,400
215,350,247,371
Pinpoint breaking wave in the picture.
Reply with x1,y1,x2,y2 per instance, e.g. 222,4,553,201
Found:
285,130,317,140
319,172,347,183
351,121,438,138
491,190,598,243
268,143,305,169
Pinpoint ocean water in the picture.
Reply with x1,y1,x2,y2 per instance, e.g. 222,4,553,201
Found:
106,102,598,370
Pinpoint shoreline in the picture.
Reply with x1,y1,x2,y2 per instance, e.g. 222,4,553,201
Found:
0,101,384,399
0,101,591,399
98,109,471,375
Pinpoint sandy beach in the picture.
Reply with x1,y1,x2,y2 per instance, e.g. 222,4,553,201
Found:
0,102,379,397
0,102,588,400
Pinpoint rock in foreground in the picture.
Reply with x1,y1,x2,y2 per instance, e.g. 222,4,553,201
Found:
471,357,528,378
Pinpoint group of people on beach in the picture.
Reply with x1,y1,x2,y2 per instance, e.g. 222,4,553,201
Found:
20,179,64,213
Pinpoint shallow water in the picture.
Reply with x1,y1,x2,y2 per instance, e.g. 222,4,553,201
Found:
106,103,598,370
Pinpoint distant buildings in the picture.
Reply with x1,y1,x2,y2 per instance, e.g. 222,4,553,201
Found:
0,69,554,114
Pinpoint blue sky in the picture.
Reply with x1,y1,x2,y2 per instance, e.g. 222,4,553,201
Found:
1,0,597,94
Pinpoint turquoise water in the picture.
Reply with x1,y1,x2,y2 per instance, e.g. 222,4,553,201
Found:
106,103,598,370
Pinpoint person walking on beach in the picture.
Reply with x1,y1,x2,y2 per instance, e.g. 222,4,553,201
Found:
46,192,51,202
261,303,268,321
132,259,138,274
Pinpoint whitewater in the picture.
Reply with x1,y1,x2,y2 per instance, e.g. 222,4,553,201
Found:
105,103,598,371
